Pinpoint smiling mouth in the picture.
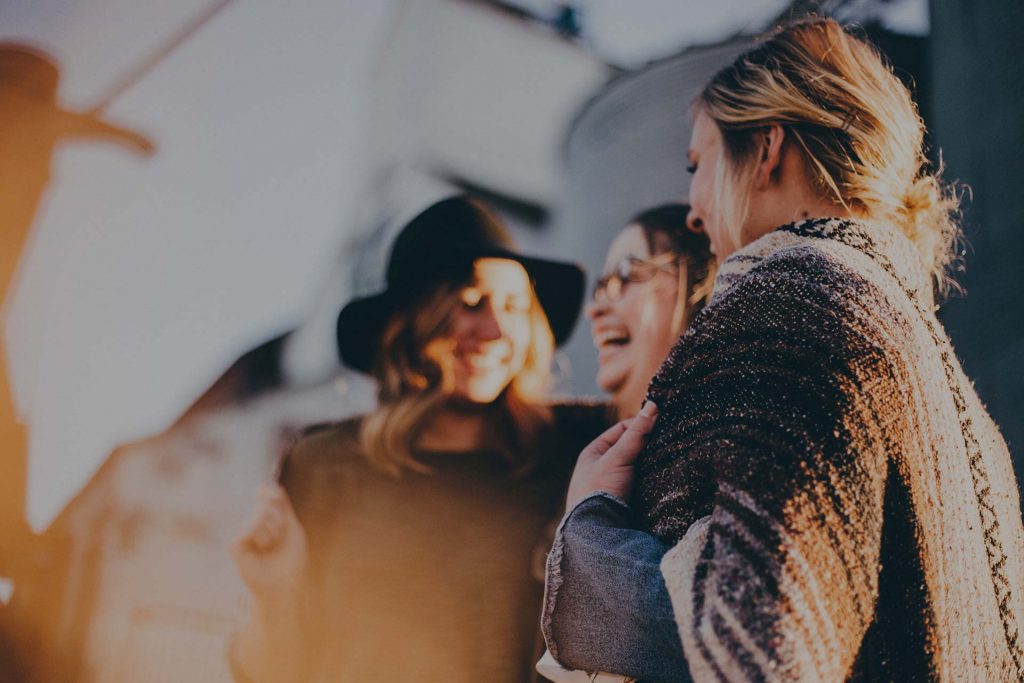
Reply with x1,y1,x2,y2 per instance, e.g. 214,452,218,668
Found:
459,353,509,372
594,329,631,349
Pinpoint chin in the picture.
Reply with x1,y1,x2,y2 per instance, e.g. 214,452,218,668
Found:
596,364,629,395
458,376,512,405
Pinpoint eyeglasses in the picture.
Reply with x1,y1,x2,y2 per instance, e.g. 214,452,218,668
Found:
592,252,680,302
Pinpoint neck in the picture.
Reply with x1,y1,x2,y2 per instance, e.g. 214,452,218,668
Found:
743,144,858,248
613,379,648,422
415,401,493,451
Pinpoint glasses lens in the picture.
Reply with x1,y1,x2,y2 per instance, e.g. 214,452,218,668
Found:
594,255,679,302
592,272,624,301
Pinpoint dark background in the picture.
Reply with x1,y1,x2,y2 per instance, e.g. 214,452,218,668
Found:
932,0,1024,491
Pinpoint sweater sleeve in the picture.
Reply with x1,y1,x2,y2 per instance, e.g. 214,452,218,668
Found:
542,492,689,683
646,253,896,681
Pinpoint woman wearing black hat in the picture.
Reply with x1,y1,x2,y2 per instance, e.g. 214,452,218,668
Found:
229,196,607,682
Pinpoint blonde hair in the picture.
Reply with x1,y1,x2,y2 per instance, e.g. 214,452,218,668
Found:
359,276,554,476
699,17,962,296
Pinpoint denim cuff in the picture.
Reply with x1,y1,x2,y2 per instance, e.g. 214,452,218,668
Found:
542,491,632,660
541,492,689,682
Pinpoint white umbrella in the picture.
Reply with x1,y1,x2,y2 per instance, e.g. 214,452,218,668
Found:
1,0,398,531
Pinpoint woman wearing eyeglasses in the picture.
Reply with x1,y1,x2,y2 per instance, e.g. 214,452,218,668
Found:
588,204,715,422
535,206,714,683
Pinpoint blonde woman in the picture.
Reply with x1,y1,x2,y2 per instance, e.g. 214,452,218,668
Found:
229,196,607,682
545,18,1024,682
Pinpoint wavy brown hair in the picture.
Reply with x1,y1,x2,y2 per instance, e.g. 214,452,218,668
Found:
698,17,962,296
358,274,555,477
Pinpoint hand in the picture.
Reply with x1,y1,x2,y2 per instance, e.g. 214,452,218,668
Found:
565,401,658,510
233,484,309,608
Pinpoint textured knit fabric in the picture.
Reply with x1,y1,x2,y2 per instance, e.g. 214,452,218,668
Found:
636,218,1024,682
279,402,609,683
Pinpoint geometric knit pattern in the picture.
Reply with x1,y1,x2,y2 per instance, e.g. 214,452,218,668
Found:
637,218,1024,681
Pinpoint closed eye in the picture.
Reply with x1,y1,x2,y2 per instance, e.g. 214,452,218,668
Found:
461,287,484,309
505,297,530,314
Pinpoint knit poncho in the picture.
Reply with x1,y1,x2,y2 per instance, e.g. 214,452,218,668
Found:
636,218,1024,681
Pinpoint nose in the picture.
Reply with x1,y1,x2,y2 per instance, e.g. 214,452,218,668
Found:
686,208,704,234
585,296,610,321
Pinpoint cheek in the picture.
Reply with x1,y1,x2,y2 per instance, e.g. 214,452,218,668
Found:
615,300,643,336
510,326,532,366
501,316,532,364
447,311,471,346
690,168,712,215
635,287,679,347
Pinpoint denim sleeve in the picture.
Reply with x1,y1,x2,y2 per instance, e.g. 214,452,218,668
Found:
541,492,691,683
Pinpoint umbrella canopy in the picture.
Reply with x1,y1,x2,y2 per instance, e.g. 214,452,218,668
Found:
0,0,611,532
1,0,398,531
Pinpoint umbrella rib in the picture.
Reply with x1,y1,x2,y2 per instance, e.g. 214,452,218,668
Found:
87,0,237,115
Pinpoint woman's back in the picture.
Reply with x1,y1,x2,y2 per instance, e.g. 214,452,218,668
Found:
283,403,609,682
642,218,1024,681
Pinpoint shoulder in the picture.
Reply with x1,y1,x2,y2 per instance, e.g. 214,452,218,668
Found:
278,417,378,534
653,238,905,410
701,241,897,354
288,417,362,463
710,219,918,333
294,416,361,452
738,242,870,302
279,417,367,494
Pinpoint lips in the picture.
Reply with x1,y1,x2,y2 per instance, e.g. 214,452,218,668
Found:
457,350,510,372
593,327,631,349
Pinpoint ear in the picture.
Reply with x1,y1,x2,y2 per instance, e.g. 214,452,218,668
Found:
753,124,785,190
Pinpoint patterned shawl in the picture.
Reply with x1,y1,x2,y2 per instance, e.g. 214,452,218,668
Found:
636,218,1024,681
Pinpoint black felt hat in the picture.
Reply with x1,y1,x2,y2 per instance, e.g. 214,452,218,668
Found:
337,196,585,373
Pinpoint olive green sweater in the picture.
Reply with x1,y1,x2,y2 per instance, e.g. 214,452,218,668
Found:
280,403,608,682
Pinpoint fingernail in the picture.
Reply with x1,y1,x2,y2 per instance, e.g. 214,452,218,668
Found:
641,400,658,417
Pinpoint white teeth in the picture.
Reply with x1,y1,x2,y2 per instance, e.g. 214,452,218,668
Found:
594,329,630,347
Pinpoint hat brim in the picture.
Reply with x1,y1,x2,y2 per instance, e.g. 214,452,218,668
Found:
50,109,156,155
337,250,585,374
336,291,402,374
475,245,585,345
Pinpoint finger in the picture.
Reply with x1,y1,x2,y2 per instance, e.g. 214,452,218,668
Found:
242,519,273,554
238,489,286,550
265,484,301,522
580,420,631,459
239,505,271,546
235,522,270,559
259,483,288,504
625,401,658,436
253,514,282,552
262,497,293,540
602,402,658,468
